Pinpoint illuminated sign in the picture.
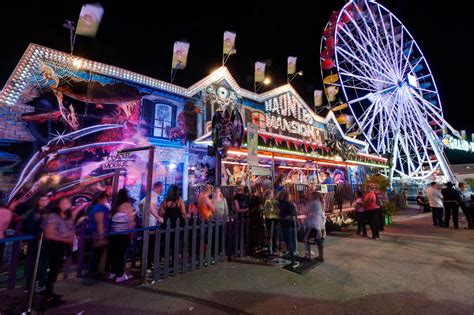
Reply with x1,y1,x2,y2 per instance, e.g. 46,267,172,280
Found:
264,92,320,139
442,135,474,153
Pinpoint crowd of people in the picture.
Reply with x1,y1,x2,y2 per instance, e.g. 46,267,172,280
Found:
353,187,384,239
423,182,474,229
193,184,324,268
2,178,472,310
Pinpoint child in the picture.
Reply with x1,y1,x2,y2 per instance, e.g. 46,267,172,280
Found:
354,191,367,236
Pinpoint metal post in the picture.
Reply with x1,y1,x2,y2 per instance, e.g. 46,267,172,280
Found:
25,233,43,315
140,146,155,284
215,148,222,188
271,153,275,192
112,169,120,202
69,26,76,55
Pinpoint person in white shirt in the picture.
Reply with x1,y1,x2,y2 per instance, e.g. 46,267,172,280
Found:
426,182,445,227
139,181,163,269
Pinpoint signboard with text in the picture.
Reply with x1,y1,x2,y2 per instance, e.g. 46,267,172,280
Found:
442,135,474,153
249,165,271,176
247,122,258,166
102,152,134,170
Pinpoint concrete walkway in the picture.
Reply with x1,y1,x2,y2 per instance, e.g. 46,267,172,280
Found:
3,208,474,314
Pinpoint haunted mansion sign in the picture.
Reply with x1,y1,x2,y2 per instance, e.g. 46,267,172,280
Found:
264,92,324,143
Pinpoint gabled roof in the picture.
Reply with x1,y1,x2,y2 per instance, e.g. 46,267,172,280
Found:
0,43,366,149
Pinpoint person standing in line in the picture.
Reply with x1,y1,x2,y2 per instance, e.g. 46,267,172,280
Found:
232,186,250,216
212,187,229,222
278,190,299,268
159,185,186,266
263,189,279,255
198,184,214,222
427,182,444,227
464,195,474,230
42,197,75,307
304,191,325,262
364,187,380,240
249,188,264,255
458,182,473,229
197,184,215,266
108,189,135,283
321,172,335,213
23,194,50,292
87,192,111,276
442,182,462,229
0,195,13,272
354,191,367,237
212,187,228,258
139,182,163,269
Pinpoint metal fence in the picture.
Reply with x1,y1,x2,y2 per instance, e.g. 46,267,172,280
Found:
0,215,249,292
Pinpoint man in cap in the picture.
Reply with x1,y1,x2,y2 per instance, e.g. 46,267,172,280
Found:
441,182,462,229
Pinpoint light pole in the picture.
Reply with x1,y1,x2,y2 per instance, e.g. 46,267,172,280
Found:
287,71,303,84
254,77,272,93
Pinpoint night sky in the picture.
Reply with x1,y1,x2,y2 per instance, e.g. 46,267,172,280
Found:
1,1,472,163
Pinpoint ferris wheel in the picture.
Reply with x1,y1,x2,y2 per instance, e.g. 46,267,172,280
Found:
320,0,456,181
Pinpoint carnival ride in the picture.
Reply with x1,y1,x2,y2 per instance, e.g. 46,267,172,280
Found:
320,0,460,182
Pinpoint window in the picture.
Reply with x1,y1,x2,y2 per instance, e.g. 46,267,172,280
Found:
251,111,266,131
154,103,174,138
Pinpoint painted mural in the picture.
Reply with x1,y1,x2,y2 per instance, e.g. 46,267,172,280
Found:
5,61,190,207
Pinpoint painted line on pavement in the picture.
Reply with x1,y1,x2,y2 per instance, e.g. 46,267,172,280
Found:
56,298,93,310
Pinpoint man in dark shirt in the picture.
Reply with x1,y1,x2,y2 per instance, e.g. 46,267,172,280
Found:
441,182,462,229
233,186,250,215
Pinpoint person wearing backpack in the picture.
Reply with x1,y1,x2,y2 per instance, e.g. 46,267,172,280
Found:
159,185,186,267
263,190,279,255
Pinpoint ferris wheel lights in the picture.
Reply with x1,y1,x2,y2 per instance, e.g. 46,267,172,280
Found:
320,1,454,181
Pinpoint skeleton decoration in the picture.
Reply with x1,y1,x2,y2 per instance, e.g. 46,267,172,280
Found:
207,84,244,149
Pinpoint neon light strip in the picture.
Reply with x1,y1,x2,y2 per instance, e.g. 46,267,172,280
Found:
278,165,317,171
356,152,388,161
226,150,307,162
346,160,389,169
222,161,271,168
239,145,387,168
317,161,356,167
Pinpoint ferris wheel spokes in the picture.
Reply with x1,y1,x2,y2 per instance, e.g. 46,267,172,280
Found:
322,1,454,181
338,24,397,79
357,2,400,74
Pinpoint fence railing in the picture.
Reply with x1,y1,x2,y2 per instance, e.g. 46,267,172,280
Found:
0,215,249,292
